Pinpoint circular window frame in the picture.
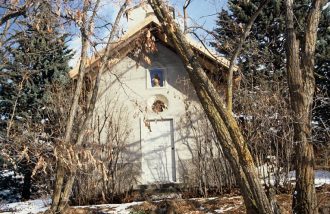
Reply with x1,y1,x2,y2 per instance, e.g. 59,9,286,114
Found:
147,94,169,113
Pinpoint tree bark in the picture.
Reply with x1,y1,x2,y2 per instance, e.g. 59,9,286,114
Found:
284,0,324,213
148,0,275,213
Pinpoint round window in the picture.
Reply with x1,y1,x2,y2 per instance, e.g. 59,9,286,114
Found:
147,94,169,113
152,100,166,113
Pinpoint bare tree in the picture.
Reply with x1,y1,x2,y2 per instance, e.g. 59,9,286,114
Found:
183,0,193,34
49,0,130,212
284,0,325,213
147,0,277,213
0,0,37,26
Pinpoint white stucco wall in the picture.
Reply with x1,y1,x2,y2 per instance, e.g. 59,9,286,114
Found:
94,43,207,185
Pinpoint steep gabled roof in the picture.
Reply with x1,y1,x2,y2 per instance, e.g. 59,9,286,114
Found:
69,11,237,78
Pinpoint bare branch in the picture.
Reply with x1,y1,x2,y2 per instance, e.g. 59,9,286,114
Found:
226,0,270,112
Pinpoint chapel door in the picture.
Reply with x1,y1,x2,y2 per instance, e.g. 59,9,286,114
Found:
141,119,175,184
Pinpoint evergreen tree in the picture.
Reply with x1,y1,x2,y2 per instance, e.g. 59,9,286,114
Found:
314,5,330,126
212,0,285,79
1,2,73,126
0,2,73,200
212,0,329,123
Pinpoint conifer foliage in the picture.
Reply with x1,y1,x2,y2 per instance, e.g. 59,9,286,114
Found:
0,1,73,200
212,0,329,123
1,2,73,128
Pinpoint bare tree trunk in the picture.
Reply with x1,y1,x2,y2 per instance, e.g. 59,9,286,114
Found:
148,0,275,213
49,0,100,212
49,0,129,213
183,0,192,34
284,0,324,213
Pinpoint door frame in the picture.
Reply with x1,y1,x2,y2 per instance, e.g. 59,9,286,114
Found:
140,117,176,183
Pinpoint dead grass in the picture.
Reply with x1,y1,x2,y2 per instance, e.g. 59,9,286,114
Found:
130,188,330,214
130,196,245,214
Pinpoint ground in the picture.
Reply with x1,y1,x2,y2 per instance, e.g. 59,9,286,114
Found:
1,170,330,213
1,185,329,214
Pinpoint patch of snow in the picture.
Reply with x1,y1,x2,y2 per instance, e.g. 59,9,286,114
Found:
75,201,143,214
260,169,330,187
234,114,253,121
256,64,266,71
315,170,330,186
0,198,51,214
323,2,330,10
278,34,284,42
214,205,236,213
188,197,218,201
312,120,319,125
269,127,278,133
0,170,24,180
1,170,14,177
15,116,23,121
112,202,143,213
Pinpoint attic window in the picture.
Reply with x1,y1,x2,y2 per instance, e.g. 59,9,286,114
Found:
152,100,166,113
148,68,166,88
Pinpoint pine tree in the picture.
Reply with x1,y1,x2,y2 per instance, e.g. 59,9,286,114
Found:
0,2,73,200
212,0,329,122
212,0,329,75
314,5,330,126
212,1,329,212
4,3,73,125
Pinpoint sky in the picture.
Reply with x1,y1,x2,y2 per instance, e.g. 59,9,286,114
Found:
68,0,229,67
171,0,227,30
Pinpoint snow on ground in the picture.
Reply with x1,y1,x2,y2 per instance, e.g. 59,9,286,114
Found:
73,202,143,214
0,170,24,180
1,170,329,213
0,170,24,203
315,170,330,186
106,202,143,213
0,198,51,214
259,168,330,187
323,2,330,10
289,170,330,187
214,205,236,213
0,200,142,214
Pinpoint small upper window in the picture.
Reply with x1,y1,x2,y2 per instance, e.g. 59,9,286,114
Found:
148,68,165,88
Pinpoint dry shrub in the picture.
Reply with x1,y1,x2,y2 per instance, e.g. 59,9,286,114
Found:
71,102,140,205
177,102,236,197
234,76,295,190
